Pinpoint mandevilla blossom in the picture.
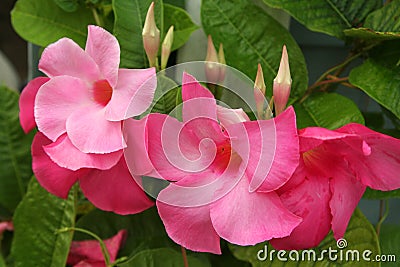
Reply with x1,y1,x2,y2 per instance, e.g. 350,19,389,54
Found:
270,124,400,250
19,25,156,214
67,230,127,267
125,73,301,254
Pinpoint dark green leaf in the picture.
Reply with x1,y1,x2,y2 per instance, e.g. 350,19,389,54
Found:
364,0,400,33
75,207,175,257
119,248,211,267
294,93,365,130
262,0,381,39
11,0,95,47
113,0,163,68
148,75,180,114
229,208,380,267
363,188,400,199
163,4,198,51
0,86,34,212
53,0,79,12
379,224,400,267
11,178,75,267
349,42,400,120
201,0,308,101
344,28,400,41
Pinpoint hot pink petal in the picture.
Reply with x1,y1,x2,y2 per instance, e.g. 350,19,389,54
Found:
85,25,120,88
216,105,250,127
105,68,156,121
157,187,221,254
270,161,332,250
298,127,355,152
66,105,126,154
329,161,366,240
43,134,122,171
227,107,299,192
19,77,49,133
181,72,217,122
35,76,92,141
210,173,302,246
39,38,100,81
0,221,13,235
79,158,153,215
67,230,127,266
32,132,84,198
337,123,400,191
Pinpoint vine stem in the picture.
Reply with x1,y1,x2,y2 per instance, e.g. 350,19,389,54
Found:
181,246,189,267
56,227,112,267
376,200,389,237
91,7,104,27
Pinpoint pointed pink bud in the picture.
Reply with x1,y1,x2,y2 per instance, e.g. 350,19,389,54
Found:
254,64,266,118
273,45,292,116
205,35,220,84
142,2,160,68
161,26,174,70
218,43,226,82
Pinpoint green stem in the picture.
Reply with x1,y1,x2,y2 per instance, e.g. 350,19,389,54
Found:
56,227,111,267
376,199,389,237
91,7,104,27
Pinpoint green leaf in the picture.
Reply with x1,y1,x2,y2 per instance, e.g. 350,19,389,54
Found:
75,207,175,257
294,93,365,130
0,253,5,267
163,4,198,51
229,208,380,267
0,86,34,212
53,0,79,12
119,248,210,267
363,188,400,199
364,0,400,33
201,0,308,101
11,0,95,47
148,75,180,114
349,42,400,120
344,28,400,41
11,178,76,267
262,0,381,39
113,0,163,68
379,224,400,267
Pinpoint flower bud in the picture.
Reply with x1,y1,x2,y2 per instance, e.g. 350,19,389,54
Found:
205,35,220,84
161,26,174,70
218,43,226,82
142,2,160,68
254,63,266,118
273,45,292,116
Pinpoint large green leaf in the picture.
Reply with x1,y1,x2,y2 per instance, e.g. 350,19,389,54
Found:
262,0,381,39
294,93,365,130
119,248,210,267
349,41,400,120
229,208,380,267
344,28,400,41
75,207,175,257
163,4,198,51
113,0,163,68
0,86,34,212
148,75,180,114
379,225,400,267
363,188,400,199
11,178,75,267
53,0,79,12
11,0,95,47
364,0,400,33
201,0,308,101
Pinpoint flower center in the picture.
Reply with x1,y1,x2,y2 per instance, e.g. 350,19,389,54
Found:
211,141,233,174
93,79,113,106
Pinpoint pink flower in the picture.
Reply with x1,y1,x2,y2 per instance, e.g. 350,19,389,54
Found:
0,221,13,235
18,25,156,215
270,124,400,250
67,230,127,267
125,73,301,254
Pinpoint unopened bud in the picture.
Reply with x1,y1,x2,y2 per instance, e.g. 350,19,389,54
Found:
254,64,266,119
218,43,226,82
161,26,174,70
142,2,160,68
205,35,220,84
273,45,291,116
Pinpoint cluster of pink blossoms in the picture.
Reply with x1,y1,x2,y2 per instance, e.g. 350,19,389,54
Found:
19,25,400,254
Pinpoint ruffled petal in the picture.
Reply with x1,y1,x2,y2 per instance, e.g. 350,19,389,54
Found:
181,72,217,123
157,186,221,254
44,134,122,171
85,25,120,87
19,77,49,133
39,38,100,81
105,68,156,121
210,173,302,246
66,105,126,153
270,160,332,250
216,105,249,128
79,158,154,215
32,132,84,199
227,107,299,192
34,76,92,141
